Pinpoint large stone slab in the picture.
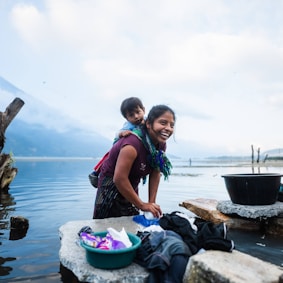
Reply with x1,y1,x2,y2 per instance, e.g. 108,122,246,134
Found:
180,198,261,231
180,198,283,233
180,198,230,223
59,217,149,283
60,216,283,283
184,250,283,283
217,200,283,219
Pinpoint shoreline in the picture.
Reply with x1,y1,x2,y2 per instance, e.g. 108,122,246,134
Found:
12,156,283,168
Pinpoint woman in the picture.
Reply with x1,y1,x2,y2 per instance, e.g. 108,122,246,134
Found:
93,104,175,219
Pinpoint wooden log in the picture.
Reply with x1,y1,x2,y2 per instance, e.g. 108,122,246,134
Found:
0,97,24,152
0,98,24,190
0,154,18,190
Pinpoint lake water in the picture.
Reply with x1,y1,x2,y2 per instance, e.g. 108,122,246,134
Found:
1,157,283,282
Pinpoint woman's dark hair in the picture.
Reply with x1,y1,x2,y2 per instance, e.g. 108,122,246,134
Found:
120,97,145,118
146,105,176,126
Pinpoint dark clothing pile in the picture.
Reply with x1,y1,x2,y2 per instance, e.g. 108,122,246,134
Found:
159,211,234,254
135,211,234,283
135,230,191,283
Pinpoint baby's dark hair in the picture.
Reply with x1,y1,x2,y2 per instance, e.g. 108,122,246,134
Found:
120,97,145,118
146,105,176,126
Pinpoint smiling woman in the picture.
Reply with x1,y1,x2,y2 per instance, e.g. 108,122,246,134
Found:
93,104,176,220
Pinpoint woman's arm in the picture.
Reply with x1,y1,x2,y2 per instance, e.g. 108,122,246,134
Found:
113,145,162,217
148,169,161,203
113,145,144,209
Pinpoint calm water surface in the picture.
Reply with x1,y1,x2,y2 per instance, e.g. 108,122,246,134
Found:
0,158,282,282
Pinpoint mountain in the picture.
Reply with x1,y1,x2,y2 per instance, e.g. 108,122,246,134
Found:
3,119,111,157
1,76,112,157
2,76,280,159
262,148,283,159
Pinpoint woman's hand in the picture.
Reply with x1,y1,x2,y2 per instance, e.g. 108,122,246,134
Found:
119,130,132,138
140,202,162,218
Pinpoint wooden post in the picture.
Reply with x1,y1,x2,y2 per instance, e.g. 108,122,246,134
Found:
0,98,24,190
256,147,260,163
263,154,268,163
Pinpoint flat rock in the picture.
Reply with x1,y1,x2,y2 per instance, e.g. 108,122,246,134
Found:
59,217,149,283
59,216,283,283
184,250,283,283
179,198,283,232
217,200,283,219
180,198,231,223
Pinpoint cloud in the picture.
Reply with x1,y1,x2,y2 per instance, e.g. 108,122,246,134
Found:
10,3,48,49
1,0,283,156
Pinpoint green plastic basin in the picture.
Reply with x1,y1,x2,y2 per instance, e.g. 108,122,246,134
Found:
81,231,141,269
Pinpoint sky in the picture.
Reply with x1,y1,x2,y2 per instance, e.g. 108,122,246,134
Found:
1,0,283,157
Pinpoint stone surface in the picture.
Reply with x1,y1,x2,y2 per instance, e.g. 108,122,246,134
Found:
59,215,283,283
268,216,283,234
179,198,230,223
59,217,149,283
180,198,261,231
184,250,283,283
180,198,283,234
217,200,283,219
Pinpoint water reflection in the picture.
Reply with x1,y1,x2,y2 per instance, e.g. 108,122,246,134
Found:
0,189,16,229
0,158,96,281
0,256,16,277
0,190,17,276
0,158,282,282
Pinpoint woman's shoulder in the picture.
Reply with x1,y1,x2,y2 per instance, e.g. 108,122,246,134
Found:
113,133,141,147
115,135,144,155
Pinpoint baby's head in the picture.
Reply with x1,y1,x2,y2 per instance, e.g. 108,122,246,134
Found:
120,97,145,125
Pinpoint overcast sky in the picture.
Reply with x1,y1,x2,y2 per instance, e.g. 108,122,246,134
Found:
1,0,283,157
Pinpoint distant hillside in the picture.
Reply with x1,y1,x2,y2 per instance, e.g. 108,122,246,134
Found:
3,119,111,158
262,148,283,160
1,76,113,158
2,76,280,159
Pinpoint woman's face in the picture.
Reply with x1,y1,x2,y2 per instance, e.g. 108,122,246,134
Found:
146,111,175,145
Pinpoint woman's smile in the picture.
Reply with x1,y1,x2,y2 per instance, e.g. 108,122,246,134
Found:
148,111,175,144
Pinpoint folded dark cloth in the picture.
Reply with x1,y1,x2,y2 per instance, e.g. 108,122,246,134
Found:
159,211,234,254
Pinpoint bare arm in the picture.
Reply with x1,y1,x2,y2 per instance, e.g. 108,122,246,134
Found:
148,169,161,203
113,145,162,217
113,145,143,208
